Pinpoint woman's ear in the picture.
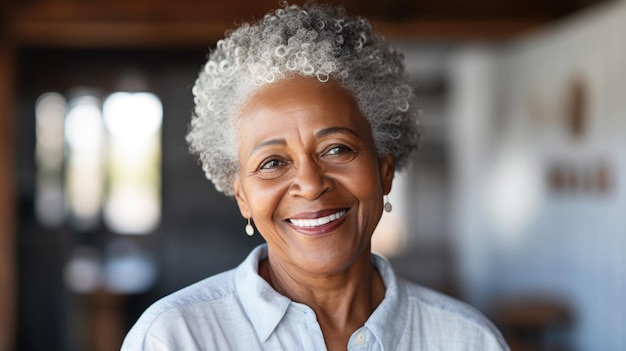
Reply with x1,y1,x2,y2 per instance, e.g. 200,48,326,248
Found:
233,180,251,218
379,154,395,195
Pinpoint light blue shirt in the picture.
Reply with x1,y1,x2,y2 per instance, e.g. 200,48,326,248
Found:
122,245,509,350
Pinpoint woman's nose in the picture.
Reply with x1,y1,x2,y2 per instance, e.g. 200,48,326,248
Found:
288,157,333,199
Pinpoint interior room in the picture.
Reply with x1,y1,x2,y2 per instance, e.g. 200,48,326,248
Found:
2,0,625,350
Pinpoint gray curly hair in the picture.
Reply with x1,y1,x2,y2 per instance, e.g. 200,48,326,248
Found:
187,2,420,196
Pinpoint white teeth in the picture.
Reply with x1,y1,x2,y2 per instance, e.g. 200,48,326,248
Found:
289,210,347,228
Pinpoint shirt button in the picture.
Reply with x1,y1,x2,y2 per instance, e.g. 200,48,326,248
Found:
356,332,366,345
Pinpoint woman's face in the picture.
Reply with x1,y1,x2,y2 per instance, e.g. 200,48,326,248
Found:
233,77,394,276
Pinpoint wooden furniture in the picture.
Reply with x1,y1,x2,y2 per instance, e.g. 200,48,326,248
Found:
490,296,575,351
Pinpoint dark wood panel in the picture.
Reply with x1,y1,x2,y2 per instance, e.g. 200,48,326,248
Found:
0,6,17,351
9,0,608,47
14,0,603,21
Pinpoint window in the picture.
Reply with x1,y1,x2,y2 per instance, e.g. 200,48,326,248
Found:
35,89,162,234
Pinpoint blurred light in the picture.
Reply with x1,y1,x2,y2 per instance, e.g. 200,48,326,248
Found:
104,184,160,234
65,246,102,293
103,92,162,235
65,94,106,231
35,92,67,227
35,179,65,227
35,93,66,167
486,147,543,243
103,239,157,294
65,95,104,151
103,92,162,143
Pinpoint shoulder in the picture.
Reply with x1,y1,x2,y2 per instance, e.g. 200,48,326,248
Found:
148,268,236,316
121,269,238,350
400,278,510,350
402,279,491,327
371,254,509,349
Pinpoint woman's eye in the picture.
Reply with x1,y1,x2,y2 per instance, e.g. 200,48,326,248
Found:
260,159,285,170
325,145,352,156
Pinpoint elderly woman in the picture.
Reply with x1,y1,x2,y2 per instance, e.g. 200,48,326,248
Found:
122,3,508,351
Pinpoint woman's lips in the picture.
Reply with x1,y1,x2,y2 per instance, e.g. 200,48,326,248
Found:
288,209,348,228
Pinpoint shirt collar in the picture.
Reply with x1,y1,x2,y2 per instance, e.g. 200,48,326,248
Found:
234,244,409,348
366,253,410,351
234,245,291,342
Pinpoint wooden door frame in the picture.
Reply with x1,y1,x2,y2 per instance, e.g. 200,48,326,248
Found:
0,4,16,350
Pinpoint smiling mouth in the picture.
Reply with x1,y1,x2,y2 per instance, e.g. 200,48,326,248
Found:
288,210,347,228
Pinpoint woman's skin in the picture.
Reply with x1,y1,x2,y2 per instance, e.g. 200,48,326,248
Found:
234,76,395,350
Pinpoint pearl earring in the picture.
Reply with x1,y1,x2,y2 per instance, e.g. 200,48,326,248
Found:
245,218,254,236
384,195,392,213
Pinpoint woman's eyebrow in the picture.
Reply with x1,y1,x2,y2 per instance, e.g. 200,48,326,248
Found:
315,127,360,139
250,127,358,154
251,139,286,154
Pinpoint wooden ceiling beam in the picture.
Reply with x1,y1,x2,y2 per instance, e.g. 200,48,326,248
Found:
14,20,234,47
13,17,546,48
16,1,281,22
11,0,558,47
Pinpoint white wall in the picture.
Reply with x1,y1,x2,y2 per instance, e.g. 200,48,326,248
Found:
450,1,626,350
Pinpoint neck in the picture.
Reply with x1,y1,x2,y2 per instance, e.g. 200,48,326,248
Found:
259,250,385,348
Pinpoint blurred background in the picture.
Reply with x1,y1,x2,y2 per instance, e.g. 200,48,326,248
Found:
1,0,625,350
